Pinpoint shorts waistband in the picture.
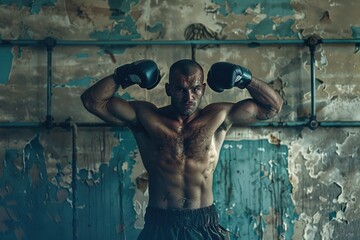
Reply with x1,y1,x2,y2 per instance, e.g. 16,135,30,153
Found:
144,204,219,227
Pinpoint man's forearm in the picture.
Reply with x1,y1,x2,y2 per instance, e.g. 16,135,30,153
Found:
80,74,121,118
80,73,135,125
246,77,284,117
82,74,119,103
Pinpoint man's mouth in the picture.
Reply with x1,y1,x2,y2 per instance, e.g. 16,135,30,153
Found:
183,101,195,107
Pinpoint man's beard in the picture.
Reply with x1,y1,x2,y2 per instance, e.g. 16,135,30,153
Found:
183,108,194,116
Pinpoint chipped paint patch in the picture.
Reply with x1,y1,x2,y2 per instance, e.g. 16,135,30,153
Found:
351,26,360,38
247,18,297,39
0,0,56,14
53,76,94,87
0,47,13,85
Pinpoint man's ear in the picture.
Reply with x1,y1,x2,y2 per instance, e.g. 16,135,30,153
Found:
165,83,171,96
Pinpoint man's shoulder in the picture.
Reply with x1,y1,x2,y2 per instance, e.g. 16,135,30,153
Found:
201,102,233,113
200,103,234,131
129,100,158,110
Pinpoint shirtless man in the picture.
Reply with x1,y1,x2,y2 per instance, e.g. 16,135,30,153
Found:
81,59,283,240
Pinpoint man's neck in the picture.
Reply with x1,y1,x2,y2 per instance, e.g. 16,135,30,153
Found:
168,106,200,125
180,110,200,125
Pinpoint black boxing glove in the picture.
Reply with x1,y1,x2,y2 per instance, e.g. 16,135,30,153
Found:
207,62,252,92
114,60,161,89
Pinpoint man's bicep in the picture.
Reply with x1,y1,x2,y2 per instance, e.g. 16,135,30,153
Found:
227,99,260,125
229,99,279,125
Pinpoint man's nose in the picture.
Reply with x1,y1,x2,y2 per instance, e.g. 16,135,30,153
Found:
184,89,194,100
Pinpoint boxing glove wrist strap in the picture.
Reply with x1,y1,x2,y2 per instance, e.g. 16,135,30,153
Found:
236,67,252,89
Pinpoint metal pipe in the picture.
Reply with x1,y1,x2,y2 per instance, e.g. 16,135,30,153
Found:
0,121,113,129
249,121,308,127
56,39,307,46
304,36,322,129
1,38,360,47
0,122,42,128
0,39,302,46
319,121,360,127
2,121,360,128
322,39,360,44
46,45,53,120
44,37,57,129
117,156,125,240
310,49,316,119
309,47,317,127
70,118,78,240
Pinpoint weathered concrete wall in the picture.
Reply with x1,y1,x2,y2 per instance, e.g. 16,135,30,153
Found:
1,0,360,239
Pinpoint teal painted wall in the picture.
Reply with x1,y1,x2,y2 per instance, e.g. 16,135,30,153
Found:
0,130,139,240
0,131,293,240
214,140,296,239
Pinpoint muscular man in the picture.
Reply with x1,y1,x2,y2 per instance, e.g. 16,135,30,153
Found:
81,59,283,240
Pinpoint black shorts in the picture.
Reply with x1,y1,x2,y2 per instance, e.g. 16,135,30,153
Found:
137,204,230,240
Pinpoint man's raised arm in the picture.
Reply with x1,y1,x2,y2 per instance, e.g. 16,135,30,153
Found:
207,61,284,125
81,60,161,125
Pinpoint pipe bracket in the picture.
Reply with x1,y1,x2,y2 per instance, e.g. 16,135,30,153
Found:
309,119,319,130
42,37,57,51
305,35,322,50
43,115,54,130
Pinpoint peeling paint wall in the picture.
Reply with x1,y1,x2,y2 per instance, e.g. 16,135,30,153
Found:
1,0,360,239
213,139,295,239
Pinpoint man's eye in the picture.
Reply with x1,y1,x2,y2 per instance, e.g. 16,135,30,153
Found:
193,87,202,93
173,87,185,93
172,86,202,94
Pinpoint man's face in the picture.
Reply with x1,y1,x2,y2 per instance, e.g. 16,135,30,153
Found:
166,69,205,117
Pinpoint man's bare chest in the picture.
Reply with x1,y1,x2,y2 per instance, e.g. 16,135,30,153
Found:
135,122,206,149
